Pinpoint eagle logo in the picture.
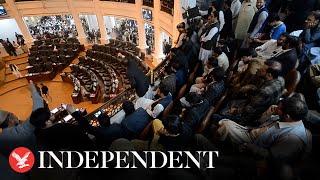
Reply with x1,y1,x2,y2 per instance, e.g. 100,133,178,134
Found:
9,147,35,173
12,151,31,169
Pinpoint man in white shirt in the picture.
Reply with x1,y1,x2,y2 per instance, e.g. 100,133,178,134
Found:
231,0,241,30
213,47,229,72
255,33,288,60
135,85,172,119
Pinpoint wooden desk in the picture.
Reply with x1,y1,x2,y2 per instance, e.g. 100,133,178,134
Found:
25,71,57,82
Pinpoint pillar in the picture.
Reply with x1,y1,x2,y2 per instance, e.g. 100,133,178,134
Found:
172,0,183,47
67,0,87,45
5,0,34,47
93,0,109,44
152,0,165,65
135,0,147,52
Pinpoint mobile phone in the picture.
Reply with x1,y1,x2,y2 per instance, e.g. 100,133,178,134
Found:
51,108,59,114
63,114,72,122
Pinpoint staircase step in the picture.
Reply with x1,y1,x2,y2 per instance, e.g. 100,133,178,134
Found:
0,78,29,96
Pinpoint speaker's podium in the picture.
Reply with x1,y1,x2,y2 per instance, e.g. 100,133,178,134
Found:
182,7,201,19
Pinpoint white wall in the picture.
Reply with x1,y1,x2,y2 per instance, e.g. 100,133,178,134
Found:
0,18,22,43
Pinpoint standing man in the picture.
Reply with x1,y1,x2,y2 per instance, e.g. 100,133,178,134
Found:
122,58,151,98
41,83,52,102
242,0,269,48
198,11,220,65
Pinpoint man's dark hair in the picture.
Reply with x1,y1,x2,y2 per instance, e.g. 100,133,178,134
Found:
310,10,320,21
211,11,219,19
207,57,219,67
122,101,135,116
162,115,182,135
213,47,223,55
281,97,308,121
159,83,170,96
286,35,299,48
185,92,201,104
268,13,281,23
30,108,51,128
239,48,257,58
265,60,282,79
211,66,225,82
280,32,290,39
164,66,173,75
170,48,179,54
225,0,232,7
98,113,111,127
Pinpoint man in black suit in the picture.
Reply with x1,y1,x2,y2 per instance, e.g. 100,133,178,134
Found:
268,35,298,76
122,58,150,97
159,67,176,95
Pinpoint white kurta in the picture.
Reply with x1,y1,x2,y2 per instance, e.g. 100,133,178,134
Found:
234,0,257,40
199,25,219,64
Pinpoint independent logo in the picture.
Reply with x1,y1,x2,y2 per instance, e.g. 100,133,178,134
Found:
9,147,35,173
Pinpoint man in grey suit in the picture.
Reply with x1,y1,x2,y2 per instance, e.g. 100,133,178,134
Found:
0,82,45,156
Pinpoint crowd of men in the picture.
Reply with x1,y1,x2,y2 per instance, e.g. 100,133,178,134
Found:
1,0,320,179
27,15,78,40
110,19,139,46
0,33,27,56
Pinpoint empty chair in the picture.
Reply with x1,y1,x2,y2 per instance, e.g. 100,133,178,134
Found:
66,48,75,57
140,52,145,60
59,55,67,64
30,46,38,51
86,49,94,57
66,43,73,49
94,52,101,59
28,57,37,66
44,39,52,45
58,49,65,56
39,56,48,63
33,63,43,72
109,39,115,46
110,47,116,56
105,46,111,54
92,44,99,51
44,62,53,71
78,56,86,65
50,55,59,63
34,40,43,46
70,64,80,74
29,50,38,57
59,43,66,49
73,43,80,50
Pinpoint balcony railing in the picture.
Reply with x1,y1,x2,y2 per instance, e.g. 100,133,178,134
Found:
142,0,153,8
160,0,173,16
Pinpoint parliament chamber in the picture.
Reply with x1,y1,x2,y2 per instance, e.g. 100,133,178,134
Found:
1,0,320,180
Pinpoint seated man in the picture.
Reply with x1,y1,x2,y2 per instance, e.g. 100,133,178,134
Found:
159,66,176,95
193,97,311,179
268,35,298,76
132,115,193,151
199,66,226,107
182,93,210,131
213,60,285,126
135,84,173,119
255,32,288,60
215,97,310,164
